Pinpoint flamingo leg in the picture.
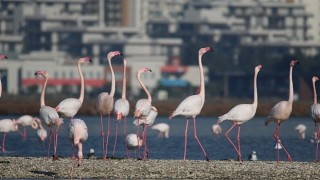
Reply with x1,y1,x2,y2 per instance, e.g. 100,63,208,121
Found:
237,125,242,162
136,119,141,160
100,114,105,160
2,133,6,152
315,124,319,161
72,144,75,160
105,113,111,159
113,121,119,157
273,123,292,162
47,127,53,159
193,117,209,161
53,125,61,160
24,128,27,140
124,117,129,158
183,119,189,160
225,122,241,157
143,125,148,160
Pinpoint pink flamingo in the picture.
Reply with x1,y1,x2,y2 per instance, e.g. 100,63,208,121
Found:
97,51,122,159
311,76,320,161
265,60,299,162
211,124,222,136
16,115,40,139
169,47,212,161
125,133,144,159
133,105,158,159
113,58,130,158
35,70,63,160
55,57,92,119
218,64,262,162
151,123,170,139
134,67,153,160
68,118,88,166
36,119,47,143
0,119,18,152
0,54,8,97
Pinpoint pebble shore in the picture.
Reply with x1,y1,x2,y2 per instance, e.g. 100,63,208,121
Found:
0,157,319,179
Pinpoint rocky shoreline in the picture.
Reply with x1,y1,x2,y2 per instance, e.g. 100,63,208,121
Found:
0,157,319,179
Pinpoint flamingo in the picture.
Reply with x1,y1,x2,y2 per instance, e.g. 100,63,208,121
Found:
125,133,144,158
0,119,18,152
68,118,88,166
133,106,158,159
311,76,320,161
211,124,222,136
151,123,170,139
169,47,212,161
265,60,299,162
35,70,63,160
295,124,307,139
0,54,8,97
97,51,122,159
113,58,130,158
134,67,153,159
36,119,47,143
218,64,262,162
16,115,40,139
55,57,92,119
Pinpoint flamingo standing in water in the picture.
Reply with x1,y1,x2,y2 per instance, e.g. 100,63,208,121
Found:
55,57,92,119
265,60,299,162
151,123,170,139
311,76,320,161
35,70,63,160
68,118,88,166
134,67,153,160
16,115,40,140
218,64,262,162
0,119,18,152
97,51,122,159
169,47,212,161
113,59,130,158
0,54,8,97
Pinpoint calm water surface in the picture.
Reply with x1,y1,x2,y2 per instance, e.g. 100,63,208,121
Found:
0,115,317,162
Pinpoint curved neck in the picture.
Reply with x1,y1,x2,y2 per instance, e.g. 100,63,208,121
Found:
288,66,294,103
121,60,127,99
198,54,205,100
40,77,48,106
108,57,115,97
0,77,2,98
138,72,151,102
313,80,318,104
78,62,85,104
253,70,258,108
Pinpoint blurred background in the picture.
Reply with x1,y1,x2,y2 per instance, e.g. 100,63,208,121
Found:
0,0,319,116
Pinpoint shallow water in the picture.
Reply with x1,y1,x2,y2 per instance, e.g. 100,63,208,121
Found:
0,115,317,162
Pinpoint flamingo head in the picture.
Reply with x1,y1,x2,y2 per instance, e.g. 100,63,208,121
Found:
107,51,122,60
199,47,213,56
138,67,152,74
0,54,8,59
290,60,299,67
255,64,263,73
12,119,18,132
312,76,319,83
79,56,92,64
34,70,48,78
31,118,39,129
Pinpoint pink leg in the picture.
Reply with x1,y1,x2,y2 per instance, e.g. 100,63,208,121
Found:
100,114,105,160
143,125,148,160
124,117,129,158
225,123,241,157
315,124,319,161
105,113,110,159
237,125,242,161
113,121,119,157
72,144,75,159
24,128,27,140
47,127,53,159
136,119,141,159
273,123,292,162
2,133,6,152
53,125,61,158
183,119,189,160
193,117,209,161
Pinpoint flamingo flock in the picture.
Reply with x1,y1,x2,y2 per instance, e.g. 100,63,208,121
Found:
0,48,318,165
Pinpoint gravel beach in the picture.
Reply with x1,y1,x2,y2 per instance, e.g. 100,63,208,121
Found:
0,157,319,179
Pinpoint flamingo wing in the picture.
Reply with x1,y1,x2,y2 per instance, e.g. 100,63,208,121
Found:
40,106,60,126
219,104,256,124
56,98,82,117
97,92,114,114
134,99,151,118
114,98,130,117
311,104,320,120
172,95,203,118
